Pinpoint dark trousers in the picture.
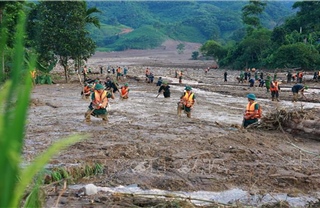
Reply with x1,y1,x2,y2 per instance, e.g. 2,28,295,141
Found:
271,91,279,100
243,118,258,128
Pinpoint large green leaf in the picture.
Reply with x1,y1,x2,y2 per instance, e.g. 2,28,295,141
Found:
0,9,85,208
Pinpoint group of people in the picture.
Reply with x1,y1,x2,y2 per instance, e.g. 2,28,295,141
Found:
82,65,129,80
243,83,309,128
104,65,128,77
238,68,258,83
233,68,311,128
238,69,266,88
155,75,196,117
286,71,305,83
82,66,312,128
141,79,308,125
236,68,312,103
239,69,286,92
82,76,130,123
116,66,129,81
266,76,309,102
83,73,198,122
156,77,196,117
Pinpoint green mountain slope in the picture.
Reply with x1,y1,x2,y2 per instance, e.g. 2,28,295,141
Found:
86,1,295,51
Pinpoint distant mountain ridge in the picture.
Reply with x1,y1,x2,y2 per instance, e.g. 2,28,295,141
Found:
86,1,296,51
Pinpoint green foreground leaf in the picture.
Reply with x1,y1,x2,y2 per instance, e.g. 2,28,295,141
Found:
0,9,86,208
12,135,85,208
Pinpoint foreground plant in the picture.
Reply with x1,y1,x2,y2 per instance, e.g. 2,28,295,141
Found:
0,10,84,207
43,163,104,185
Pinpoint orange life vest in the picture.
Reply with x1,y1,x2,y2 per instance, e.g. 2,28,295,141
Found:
270,81,278,92
117,67,121,73
93,90,108,109
245,102,262,119
298,72,303,78
83,86,91,94
121,86,129,96
182,92,194,107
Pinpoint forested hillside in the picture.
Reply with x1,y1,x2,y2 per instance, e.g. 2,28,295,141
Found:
86,1,295,51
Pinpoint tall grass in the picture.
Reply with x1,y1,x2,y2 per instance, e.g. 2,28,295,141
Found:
0,10,84,208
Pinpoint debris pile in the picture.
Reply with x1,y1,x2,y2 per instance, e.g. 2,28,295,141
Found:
260,108,320,140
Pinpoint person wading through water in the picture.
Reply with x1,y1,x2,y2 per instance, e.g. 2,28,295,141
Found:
81,83,92,100
104,76,119,93
177,86,196,118
291,84,308,102
270,80,280,101
84,83,114,123
242,93,262,128
157,81,170,98
145,67,150,81
178,71,183,84
116,66,123,81
120,83,130,99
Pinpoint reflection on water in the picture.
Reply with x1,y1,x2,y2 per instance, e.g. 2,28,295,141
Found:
70,184,319,207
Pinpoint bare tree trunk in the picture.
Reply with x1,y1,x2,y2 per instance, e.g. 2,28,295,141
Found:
64,65,68,83
60,56,69,83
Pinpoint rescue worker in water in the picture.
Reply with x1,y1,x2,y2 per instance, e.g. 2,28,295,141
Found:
243,93,262,128
177,86,196,118
120,83,130,99
85,83,114,123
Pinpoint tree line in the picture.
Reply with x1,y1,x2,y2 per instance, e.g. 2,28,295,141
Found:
0,1,100,83
0,1,319,85
200,1,320,71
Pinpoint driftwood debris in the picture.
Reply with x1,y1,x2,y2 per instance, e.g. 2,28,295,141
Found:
255,108,320,140
45,102,59,108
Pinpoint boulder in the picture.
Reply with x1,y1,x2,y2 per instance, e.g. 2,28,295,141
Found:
85,184,98,195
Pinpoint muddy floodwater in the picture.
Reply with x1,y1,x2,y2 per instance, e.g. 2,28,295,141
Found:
24,46,320,207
